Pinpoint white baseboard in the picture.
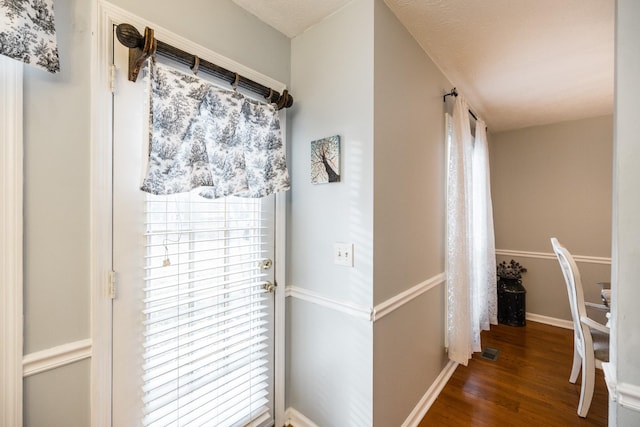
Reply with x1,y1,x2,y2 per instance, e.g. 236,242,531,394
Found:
401,360,458,427
526,312,573,330
284,407,319,427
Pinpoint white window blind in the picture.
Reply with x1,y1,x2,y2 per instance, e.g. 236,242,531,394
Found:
142,192,272,427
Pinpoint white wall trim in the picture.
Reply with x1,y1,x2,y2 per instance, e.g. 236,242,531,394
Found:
22,339,92,377
496,249,611,265
274,158,287,427
372,273,446,321
91,3,118,426
285,286,372,321
605,372,640,414
402,360,458,427
0,55,24,427
526,312,574,330
618,382,640,413
284,407,319,427
286,272,446,323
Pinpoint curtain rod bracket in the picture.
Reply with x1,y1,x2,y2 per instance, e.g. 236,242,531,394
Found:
116,24,155,82
443,87,482,125
443,87,458,103
115,23,295,109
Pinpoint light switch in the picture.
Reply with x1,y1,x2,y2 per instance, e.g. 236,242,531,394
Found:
334,243,354,267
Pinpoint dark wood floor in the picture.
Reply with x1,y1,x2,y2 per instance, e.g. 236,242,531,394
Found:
419,321,608,426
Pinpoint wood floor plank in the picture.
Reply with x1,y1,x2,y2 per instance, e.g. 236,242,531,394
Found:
419,321,608,426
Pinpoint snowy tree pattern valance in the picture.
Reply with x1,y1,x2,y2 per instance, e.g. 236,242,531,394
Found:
140,60,290,199
0,0,60,73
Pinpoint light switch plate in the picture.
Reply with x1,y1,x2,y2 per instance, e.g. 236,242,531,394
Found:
334,243,354,267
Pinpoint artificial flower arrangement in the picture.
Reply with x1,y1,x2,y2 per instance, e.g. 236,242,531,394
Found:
497,259,527,283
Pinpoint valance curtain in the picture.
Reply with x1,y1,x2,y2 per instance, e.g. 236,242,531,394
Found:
141,59,290,199
0,0,60,73
446,96,497,366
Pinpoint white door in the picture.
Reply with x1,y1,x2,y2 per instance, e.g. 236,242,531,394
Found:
111,29,277,427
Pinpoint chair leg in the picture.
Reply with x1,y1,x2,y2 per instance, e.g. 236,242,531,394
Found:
569,346,581,384
577,356,595,418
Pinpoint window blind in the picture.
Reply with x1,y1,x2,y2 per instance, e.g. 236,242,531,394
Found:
142,192,272,427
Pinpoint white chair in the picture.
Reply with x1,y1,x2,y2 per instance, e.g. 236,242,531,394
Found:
550,237,609,418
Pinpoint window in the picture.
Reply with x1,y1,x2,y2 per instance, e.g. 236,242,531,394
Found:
141,193,273,426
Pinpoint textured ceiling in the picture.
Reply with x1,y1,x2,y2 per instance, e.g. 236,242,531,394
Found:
232,0,352,38
233,0,614,132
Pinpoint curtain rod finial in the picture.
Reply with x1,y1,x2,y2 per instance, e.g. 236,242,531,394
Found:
116,23,143,49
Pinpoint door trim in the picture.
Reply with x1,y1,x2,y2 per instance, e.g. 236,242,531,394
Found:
91,2,288,425
0,55,24,427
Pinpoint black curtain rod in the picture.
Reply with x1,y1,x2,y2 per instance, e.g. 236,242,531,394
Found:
115,24,294,110
443,87,478,122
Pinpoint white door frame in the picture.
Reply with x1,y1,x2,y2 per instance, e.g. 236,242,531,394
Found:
0,55,24,427
90,2,287,426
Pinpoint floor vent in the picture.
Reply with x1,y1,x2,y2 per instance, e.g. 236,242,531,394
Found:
480,346,500,361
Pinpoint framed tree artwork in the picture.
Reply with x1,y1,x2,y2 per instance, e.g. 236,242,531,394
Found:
310,135,341,184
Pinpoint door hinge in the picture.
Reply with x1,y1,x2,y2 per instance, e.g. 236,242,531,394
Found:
109,64,116,93
109,270,117,299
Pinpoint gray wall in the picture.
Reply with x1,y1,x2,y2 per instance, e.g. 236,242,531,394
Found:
23,0,91,424
289,1,451,425
612,0,640,424
289,0,374,309
21,0,290,425
23,360,90,427
490,116,613,322
288,0,374,424
372,0,447,303
23,0,91,358
372,1,449,425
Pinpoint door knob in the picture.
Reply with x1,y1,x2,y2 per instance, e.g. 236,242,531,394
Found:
258,258,273,270
262,281,277,293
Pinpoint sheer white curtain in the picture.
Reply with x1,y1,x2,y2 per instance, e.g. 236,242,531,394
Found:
472,119,497,332
446,95,497,366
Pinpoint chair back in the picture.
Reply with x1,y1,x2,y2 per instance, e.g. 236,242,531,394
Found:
550,237,591,358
